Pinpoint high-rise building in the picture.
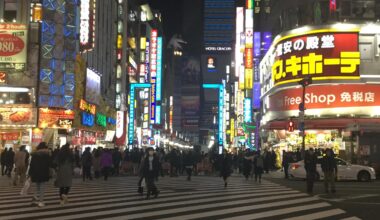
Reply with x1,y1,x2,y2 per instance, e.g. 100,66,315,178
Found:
200,0,236,148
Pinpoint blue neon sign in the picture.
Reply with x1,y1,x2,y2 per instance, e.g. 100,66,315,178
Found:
244,98,252,123
128,83,151,145
203,83,224,153
82,112,94,127
156,37,163,101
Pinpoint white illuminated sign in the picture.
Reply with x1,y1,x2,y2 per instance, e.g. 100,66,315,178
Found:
116,111,124,138
80,0,91,45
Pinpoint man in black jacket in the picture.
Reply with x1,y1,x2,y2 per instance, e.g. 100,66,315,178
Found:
321,148,337,194
304,148,318,194
142,148,160,199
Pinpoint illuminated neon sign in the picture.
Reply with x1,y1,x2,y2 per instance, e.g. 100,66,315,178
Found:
150,30,158,78
156,37,162,102
96,113,107,127
79,99,96,115
80,0,95,50
82,112,94,127
128,83,151,145
203,84,224,153
271,32,360,86
244,98,252,123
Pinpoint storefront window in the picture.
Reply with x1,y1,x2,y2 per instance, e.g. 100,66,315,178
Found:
0,92,31,105
3,0,18,22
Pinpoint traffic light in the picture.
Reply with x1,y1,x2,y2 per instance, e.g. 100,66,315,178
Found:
298,76,312,87
287,121,295,132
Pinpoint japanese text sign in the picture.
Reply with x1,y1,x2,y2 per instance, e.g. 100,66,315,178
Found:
269,84,379,111
272,32,360,86
79,99,96,115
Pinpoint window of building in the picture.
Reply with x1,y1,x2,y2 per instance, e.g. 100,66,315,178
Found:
3,0,18,22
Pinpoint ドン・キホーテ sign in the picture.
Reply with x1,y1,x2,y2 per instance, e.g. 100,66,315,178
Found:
270,32,360,86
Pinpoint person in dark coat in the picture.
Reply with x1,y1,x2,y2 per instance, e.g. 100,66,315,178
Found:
29,142,51,207
1,148,7,176
55,144,74,205
220,150,232,187
282,150,291,179
112,148,122,176
242,150,253,180
304,148,318,194
5,148,15,177
81,147,93,181
74,146,81,168
253,151,264,183
183,151,195,181
321,148,337,194
142,147,160,199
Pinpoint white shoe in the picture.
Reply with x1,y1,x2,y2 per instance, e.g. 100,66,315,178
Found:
38,202,45,207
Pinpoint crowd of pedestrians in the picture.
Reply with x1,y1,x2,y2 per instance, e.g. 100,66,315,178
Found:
0,142,341,207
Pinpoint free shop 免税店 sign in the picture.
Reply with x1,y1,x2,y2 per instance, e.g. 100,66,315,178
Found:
269,84,380,112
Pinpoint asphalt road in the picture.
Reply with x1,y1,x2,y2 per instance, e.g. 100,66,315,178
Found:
265,174,380,220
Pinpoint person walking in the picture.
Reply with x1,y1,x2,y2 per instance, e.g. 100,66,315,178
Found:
142,147,160,199
100,148,113,181
5,148,15,177
29,142,51,207
130,148,141,176
13,145,29,186
243,150,252,180
1,148,7,176
253,151,264,183
55,144,74,205
93,149,101,179
304,148,318,194
81,147,93,181
183,151,194,181
282,150,291,179
112,148,122,176
220,150,232,187
321,148,337,194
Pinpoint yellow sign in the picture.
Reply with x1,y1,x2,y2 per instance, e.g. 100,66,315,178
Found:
245,69,253,89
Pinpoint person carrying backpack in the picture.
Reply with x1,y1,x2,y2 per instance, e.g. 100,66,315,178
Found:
254,151,264,183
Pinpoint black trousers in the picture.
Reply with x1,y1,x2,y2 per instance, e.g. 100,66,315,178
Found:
5,164,13,177
186,167,192,180
306,171,315,193
103,167,111,180
145,173,158,196
59,187,70,199
113,163,120,176
283,164,289,178
1,164,5,176
82,166,92,181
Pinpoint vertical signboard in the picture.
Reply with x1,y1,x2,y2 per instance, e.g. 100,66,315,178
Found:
79,0,95,50
150,30,158,123
244,98,252,123
115,111,126,146
155,37,163,124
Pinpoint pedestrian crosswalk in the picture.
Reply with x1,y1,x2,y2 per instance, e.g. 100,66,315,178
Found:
0,175,359,220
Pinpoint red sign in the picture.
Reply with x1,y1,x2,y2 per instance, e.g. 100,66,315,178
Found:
272,32,360,86
245,48,253,69
0,34,24,56
32,128,43,144
269,84,380,111
0,132,20,141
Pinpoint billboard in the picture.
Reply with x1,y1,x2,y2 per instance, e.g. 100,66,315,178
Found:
0,24,27,64
0,108,36,126
85,68,101,105
270,32,360,86
38,108,74,128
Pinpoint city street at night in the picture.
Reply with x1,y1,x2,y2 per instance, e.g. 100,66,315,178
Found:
0,175,365,220
1,0,380,219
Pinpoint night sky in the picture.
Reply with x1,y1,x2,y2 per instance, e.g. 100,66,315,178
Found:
148,0,184,40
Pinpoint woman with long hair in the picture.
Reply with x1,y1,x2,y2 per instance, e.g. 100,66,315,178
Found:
55,143,74,205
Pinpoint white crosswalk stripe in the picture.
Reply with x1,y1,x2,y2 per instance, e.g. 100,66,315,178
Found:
0,176,359,220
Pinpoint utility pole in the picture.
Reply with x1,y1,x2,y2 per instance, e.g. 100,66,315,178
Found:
298,76,312,158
